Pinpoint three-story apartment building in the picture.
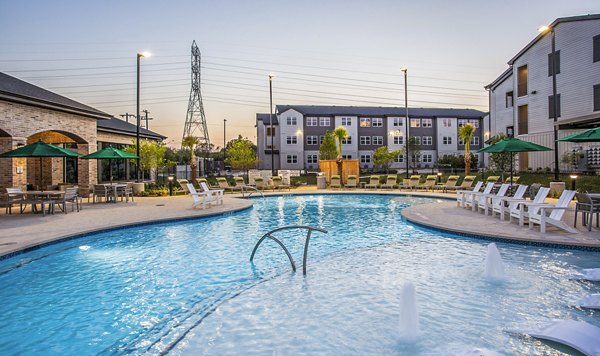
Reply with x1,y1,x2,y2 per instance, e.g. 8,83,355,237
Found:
256,105,485,171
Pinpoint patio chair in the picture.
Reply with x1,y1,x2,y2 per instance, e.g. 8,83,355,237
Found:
117,182,134,202
508,186,550,225
574,193,600,231
476,183,510,214
364,175,380,189
187,183,209,209
416,175,437,191
54,187,81,214
463,182,494,210
527,189,577,233
345,175,358,189
272,176,290,191
3,187,24,214
434,175,459,192
92,184,110,203
217,177,237,193
329,175,341,189
456,181,483,207
490,184,528,219
381,175,398,189
200,182,224,205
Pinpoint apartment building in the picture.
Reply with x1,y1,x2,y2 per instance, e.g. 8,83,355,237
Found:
485,14,600,170
256,105,485,171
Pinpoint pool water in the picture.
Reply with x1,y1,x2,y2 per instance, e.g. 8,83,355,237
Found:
0,195,598,355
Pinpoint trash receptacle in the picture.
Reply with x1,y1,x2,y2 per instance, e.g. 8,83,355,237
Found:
317,176,326,189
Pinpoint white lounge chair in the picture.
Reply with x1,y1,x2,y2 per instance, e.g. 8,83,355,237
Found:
463,182,495,210
187,183,209,209
520,320,600,356
456,181,483,207
490,184,528,218
579,294,600,309
200,182,224,205
476,183,510,215
508,187,550,225
573,268,600,281
527,189,577,233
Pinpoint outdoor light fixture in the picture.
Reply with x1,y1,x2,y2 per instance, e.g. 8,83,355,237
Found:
168,174,175,196
136,51,151,182
268,73,275,177
437,172,443,184
570,174,578,191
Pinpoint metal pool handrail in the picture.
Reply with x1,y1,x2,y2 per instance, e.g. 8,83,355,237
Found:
241,185,264,199
250,225,328,275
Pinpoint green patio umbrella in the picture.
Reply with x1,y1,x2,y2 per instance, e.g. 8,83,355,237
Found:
558,127,600,142
0,140,81,189
82,147,138,183
478,137,552,186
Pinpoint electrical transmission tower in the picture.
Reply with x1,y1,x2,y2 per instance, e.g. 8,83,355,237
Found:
182,40,210,151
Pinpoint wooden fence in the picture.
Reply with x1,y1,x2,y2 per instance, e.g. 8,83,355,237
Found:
319,159,359,183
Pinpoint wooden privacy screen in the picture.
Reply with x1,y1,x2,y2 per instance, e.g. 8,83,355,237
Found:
319,159,359,183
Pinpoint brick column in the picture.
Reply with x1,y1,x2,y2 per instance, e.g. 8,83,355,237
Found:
77,144,96,197
0,137,27,190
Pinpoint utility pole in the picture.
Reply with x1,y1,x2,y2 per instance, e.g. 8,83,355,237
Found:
142,109,153,129
120,112,136,124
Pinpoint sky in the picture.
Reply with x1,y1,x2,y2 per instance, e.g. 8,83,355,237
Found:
1,0,599,148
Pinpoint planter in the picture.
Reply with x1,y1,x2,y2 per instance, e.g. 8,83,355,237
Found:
133,182,145,194
549,181,565,196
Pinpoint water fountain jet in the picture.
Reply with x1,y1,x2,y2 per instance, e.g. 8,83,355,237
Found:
484,243,506,280
398,281,421,342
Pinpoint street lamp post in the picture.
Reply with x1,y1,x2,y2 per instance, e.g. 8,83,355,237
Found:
269,73,275,177
136,51,150,182
223,118,227,170
401,67,409,178
539,25,560,181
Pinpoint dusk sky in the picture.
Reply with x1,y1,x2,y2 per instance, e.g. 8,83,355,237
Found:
1,1,599,148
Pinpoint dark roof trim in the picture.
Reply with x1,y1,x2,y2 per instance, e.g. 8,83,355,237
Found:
507,14,600,65
484,67,513,91
97,117,166,140
0,92,112,120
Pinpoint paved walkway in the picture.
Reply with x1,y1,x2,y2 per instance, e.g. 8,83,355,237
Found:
1,188,598,258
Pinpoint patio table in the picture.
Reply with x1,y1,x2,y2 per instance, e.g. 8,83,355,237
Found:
16,190,64,215
102,184,128,203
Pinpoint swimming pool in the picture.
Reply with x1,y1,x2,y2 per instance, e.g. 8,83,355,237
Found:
0,194,598,355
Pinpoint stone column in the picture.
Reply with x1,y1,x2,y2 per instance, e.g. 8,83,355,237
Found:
77,144,96,197
0,137,27,190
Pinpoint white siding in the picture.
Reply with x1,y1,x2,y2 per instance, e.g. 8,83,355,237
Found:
335,115,358,159
437,118,458,155
489,73,515,135
278,109,303,169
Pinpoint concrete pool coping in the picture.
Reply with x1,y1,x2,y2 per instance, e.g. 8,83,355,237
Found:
1,188,598,259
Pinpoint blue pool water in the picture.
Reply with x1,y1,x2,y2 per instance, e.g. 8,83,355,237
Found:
0,195,598,355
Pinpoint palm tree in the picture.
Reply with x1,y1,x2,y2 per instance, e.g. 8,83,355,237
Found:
458,123,476,175
182,135,200,183
333,126,348,177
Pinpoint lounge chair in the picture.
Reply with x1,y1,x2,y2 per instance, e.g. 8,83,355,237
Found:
365,175,380,189
254,177,268,190
177,179,190,195
416,175,437,191
456,181,483,207
490,184,528,219
505,176,520,184
446,175,477,191
329,175,341,189
217,177,237,193
345,175,358,189
200,182,224,205
463,182,495,210
508,187,550,225
381,175,398,189
405,175,421,190
272,176,290,191
574,193,600,231
518,319,600,356
233,177,247,192
434,175,459,192
476,183,510,214
187,183,209,209
486,175,500,183
527,189,577,233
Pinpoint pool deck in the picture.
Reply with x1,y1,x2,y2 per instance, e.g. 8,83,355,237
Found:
0,187,598,258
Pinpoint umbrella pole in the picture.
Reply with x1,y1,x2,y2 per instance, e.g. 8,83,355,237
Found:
109,158,113,184
40,157,43,191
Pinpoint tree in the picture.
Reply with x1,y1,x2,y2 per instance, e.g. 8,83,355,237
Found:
458,123,476,175
319,131,337,160
373,146,403,173
182,136,200,183
488,133,514,176
333,126,348,158
407,137,421,171
225,135,259,180
125,140,170,181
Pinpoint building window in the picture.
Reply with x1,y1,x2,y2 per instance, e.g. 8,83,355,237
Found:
319,117,331,126
360,118,371,127
421,154,433,163
341,136,352,145
307,136,318,145
414,136,421,145
421,119,432,127
471,136,480,146
342,154,352,160
306,117,317,126
394,154,404,163
360,136,371,145
594,35,600,62
372,118,383,127
372,136,383,145
443,136,452,145
442,118,452,127
517,65,528,97
458,119,467,127
393,118,403,126
410,118,421,128
548,94,561,118
287,117,297,125
287,155,298,164
469,120,480,128
548,50,561,76
393,136,404,145
360,154,371,163
266,127,275,136
422,136,432,145
319,136,325,144
286,136,298,145
341,117,352,126
307,154,318,164
506,91,514,108
594,84,600,111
